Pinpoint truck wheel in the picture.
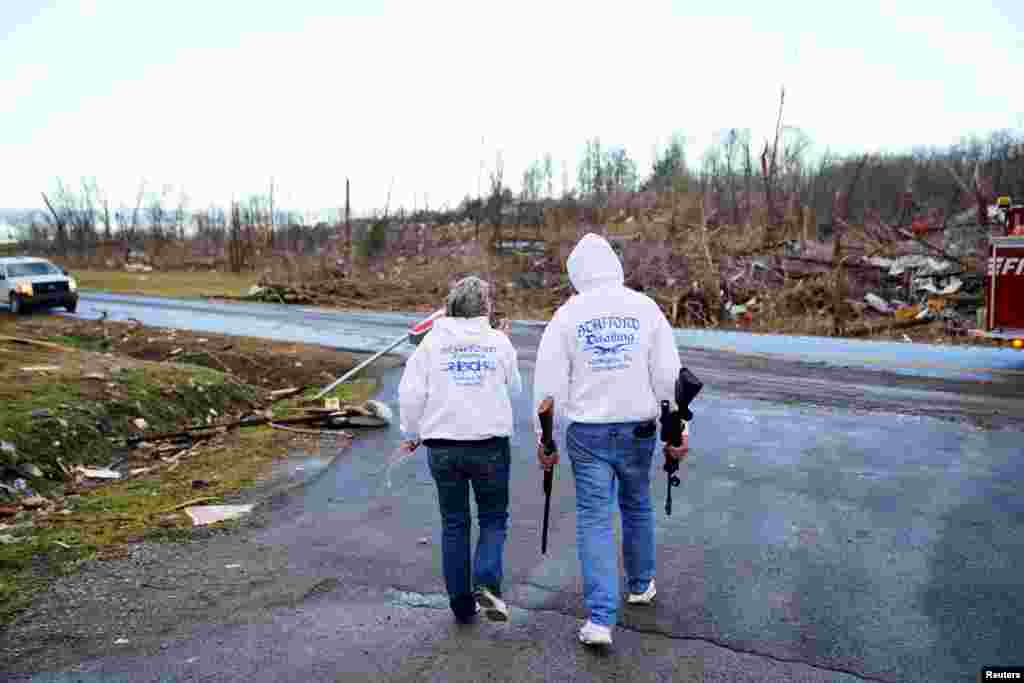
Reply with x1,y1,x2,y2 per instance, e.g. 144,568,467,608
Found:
9,294,25,315
65,300,77,314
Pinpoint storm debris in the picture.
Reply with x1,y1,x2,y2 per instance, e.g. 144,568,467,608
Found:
75,466,122,480
21,495,48,510
17,463,44,479
184,504,254,526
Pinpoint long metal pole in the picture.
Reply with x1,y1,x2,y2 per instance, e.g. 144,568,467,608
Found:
312,308,444,403
312,332,408,401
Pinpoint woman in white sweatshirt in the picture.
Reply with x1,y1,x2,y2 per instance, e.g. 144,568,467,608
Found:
398,276,522,624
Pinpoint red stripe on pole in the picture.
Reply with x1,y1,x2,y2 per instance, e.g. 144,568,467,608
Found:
410,308,445,336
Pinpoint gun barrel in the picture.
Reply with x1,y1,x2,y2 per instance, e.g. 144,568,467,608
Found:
541,469,553,554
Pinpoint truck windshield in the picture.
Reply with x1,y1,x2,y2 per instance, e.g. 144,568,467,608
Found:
6,262,61,277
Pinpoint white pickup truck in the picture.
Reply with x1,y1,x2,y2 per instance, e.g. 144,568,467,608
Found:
0,256,79,315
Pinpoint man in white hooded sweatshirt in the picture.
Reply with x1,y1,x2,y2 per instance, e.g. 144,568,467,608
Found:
399,276,522,625
533,233,689,646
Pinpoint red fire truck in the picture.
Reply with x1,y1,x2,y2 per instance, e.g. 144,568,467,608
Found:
970,196,1024,349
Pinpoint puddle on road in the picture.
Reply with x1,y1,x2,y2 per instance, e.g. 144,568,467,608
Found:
386,589,449,610
269,452,337,485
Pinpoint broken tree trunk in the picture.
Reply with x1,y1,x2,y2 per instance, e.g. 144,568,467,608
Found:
0,335,78,353
832,234,845,337
119,413,344,446
844,316,936,338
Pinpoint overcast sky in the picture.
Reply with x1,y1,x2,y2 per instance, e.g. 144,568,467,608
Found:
3,0,1022,218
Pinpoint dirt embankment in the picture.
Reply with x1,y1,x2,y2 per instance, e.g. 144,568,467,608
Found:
0,313,382,626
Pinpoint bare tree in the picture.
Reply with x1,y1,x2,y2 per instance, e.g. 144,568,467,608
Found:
345,177,352,272
522,160,544,203
174,189,189,240
720,129,740,224
760,86,786,235
131,181,146,242
100,189,112,241
40,190,68,255
78,178,99,246
228,202,245,273
489,152,505,251
268,177,275,248
543,153,554,200
147,186,169,241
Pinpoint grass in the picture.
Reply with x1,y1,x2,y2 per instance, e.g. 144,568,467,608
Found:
46,333,113,353
299,379,376,404
72,269,258,299
268,378,378,420
0,337,266,624
0,424,291,625
0,354,258,475
0,329,381,627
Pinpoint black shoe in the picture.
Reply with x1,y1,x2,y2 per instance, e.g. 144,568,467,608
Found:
453,602,480,624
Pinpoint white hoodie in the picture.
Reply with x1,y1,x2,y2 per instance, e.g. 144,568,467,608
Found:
532,233,682,437
399,316,522,441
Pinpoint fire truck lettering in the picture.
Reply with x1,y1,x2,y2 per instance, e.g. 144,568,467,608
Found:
1018,258,1024,275
1004,257,1020,275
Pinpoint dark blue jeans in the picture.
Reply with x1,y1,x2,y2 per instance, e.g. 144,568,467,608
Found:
426,437,511,619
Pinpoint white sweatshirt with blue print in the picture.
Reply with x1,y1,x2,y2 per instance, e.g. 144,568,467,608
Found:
399,316,522,441
532,233,682,438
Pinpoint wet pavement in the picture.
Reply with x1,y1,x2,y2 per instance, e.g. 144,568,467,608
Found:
673,327,1024,382
11,293,1024,681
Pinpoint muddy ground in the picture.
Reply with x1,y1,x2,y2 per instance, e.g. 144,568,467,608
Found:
6,314,368,392
0,312,389,631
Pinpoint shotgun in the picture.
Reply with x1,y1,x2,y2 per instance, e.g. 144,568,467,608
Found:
659,367,703,516
538,400,557,555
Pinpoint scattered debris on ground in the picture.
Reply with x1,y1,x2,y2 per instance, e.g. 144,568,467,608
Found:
181,204,1010,348
0,313,390,625
184,504,254,527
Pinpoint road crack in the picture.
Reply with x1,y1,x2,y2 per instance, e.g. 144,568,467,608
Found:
385,585,894,683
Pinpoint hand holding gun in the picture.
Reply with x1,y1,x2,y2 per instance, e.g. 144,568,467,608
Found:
659,368,703,516
537,398,557,555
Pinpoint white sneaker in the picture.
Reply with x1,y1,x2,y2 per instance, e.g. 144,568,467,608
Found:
626,579,657,606
578,620,613,646
475,587,509,622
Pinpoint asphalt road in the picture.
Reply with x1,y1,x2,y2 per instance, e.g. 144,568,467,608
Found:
9,293,1024,682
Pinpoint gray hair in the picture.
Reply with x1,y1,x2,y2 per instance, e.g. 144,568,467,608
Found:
446,276,491,318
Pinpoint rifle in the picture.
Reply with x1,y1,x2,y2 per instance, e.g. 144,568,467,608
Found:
538,399,557,555
659,367,703,516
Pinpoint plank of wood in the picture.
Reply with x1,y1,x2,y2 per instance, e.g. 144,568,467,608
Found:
844,316,935,338
0,335,77,352
156,497,220,514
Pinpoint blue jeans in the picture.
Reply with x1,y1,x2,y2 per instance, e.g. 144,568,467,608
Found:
427,437,511,619
567,421,657,627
